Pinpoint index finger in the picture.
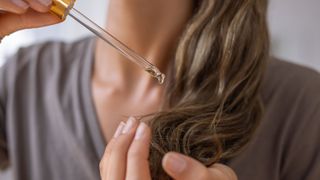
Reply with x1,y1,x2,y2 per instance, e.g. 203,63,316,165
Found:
126,122,152,180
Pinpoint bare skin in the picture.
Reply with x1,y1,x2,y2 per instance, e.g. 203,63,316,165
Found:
93,0,193,143
0,0,60,36
94,1,236,178
99,117,238,180
0,0,237,179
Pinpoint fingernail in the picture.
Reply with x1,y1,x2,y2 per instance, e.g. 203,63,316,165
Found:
134,123,147,140
12,0,29,9
166,153,187,174
114,122,126,138
122,117,136,134
38,0,52,6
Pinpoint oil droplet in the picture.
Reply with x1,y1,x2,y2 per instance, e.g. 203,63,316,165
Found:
145,67,166,84
156,73,166,84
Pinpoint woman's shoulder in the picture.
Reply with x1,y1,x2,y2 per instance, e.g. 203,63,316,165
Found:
230,58,320,179
262,57,320,105
262,57,320,132
262,58,320,173
1,36,95,74
0,36,95,101
0,36,95,79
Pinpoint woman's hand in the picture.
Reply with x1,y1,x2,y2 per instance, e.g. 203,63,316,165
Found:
0,0,60,37
99,117,237,180
162,153,238,180
99,117,152,180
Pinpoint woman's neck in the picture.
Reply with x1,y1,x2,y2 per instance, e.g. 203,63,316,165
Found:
94,0,193,88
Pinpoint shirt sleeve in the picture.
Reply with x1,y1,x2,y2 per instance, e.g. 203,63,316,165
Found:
0,65,9,170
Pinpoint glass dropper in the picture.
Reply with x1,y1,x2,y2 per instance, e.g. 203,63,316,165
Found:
50,0,165,84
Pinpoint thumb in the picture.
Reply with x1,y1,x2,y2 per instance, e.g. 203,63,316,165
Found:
162,152,237,180
162,152,209,180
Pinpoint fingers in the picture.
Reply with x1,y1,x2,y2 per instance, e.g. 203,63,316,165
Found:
0,0,59,36
99,122,126,180
162,152,209,180
105,117,140,180
162,152,238,180
126,122,152,180
0,9,60,36
0,0,29,14
99,117,152,180
24,0,52,13
0,0,52,14
209,164,238,180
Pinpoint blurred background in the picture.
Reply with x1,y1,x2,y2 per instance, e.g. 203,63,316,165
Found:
0,0,319,179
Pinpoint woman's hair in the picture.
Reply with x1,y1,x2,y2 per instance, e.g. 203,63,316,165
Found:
146,0,269,179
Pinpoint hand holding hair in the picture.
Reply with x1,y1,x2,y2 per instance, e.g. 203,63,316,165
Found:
162,152,237,180
99,117,237,180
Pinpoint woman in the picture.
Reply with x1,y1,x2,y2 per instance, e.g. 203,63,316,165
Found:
1,0,320,180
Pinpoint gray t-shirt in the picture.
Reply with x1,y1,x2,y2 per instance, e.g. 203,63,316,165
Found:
0,37,320,180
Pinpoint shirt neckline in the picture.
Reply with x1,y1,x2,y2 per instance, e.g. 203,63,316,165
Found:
81,37,107,158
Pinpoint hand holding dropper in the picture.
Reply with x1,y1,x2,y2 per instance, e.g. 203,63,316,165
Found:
50,0,166,84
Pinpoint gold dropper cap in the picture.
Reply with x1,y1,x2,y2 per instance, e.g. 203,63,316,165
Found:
50,0,76,20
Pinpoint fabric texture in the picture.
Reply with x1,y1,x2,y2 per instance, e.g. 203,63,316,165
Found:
0,37,319,180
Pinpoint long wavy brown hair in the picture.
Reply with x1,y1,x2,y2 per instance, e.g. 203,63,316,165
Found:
145,0,270,179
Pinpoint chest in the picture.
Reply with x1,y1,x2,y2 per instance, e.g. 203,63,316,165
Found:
92,85,163,142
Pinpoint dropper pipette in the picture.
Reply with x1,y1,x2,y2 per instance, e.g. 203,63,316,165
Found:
50,0,165,84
